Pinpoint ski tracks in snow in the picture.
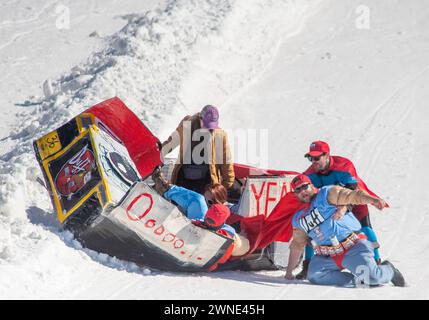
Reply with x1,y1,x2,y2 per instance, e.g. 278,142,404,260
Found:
349,64,429,290
176,0,324,120
351,65,429,179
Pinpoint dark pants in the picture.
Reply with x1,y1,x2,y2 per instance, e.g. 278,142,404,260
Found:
359,214,372,228
176,165,211,195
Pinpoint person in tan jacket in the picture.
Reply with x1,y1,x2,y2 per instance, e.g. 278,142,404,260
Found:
161,105,235,194
284,174,405,287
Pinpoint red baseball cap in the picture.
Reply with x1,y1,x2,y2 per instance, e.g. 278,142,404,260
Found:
291,174,312,191
305,140,330,157
204,204,230,228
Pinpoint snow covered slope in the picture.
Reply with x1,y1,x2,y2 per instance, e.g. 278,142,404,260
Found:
1,0,429,299
0,0,165,141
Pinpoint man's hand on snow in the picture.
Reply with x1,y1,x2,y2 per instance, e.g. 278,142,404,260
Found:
371,198,386,210
332,205,347,220
285,272,295,280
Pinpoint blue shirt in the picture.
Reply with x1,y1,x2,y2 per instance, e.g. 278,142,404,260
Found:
164,185,207,220
292,186,362,246
307,170,357,188
305,156,358,188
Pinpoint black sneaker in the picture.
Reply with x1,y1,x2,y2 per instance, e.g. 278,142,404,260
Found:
381,260,406,287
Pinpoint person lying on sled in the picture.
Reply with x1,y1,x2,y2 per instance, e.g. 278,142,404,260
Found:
151,169,249,256
285,174,405,287
204,183,240,214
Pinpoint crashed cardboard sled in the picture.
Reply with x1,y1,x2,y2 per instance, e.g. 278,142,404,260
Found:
33,97,233,272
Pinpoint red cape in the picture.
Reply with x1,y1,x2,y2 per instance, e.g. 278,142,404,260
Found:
235,192,308,257
304,155,385,201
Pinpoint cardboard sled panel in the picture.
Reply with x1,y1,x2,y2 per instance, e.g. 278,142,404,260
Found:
79,182,234,272
34,126,141,224
237,175,295,218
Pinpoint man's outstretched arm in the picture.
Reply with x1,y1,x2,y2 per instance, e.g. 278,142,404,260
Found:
327,186,386,210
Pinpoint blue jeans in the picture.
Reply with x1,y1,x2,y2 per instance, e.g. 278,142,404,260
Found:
307,240,393,287
305,225,381,262
163,185,208,220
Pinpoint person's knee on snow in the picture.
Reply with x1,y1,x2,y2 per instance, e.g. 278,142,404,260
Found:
342,240,393,286
307,256,355,287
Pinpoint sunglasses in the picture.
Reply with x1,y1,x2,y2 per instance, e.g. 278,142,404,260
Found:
307,154,325,162
294,183,311,194
206,199,214,206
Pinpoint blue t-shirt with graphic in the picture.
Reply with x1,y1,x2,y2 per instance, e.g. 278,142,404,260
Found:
292,186,362,246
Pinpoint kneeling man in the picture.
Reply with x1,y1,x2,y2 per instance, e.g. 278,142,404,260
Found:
285,174,405,287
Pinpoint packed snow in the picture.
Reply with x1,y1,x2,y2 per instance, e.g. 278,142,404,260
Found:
1,0,428,299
